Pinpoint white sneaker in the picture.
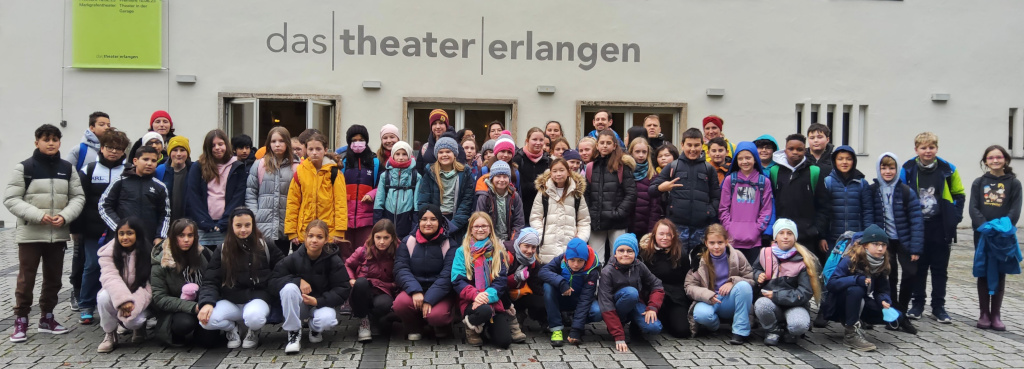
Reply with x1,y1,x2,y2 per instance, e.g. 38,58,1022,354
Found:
242,329,260,349
357,318,372,342
309,330,323,343
407,333,422,341
284,331,300,354
225,327,241,349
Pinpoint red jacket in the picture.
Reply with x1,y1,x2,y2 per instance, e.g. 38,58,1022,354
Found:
344,246,397,297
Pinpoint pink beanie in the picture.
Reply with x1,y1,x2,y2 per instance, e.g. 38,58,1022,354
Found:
380,124,400,140
494,138,516,154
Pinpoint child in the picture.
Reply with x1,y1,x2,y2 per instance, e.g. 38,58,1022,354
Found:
341,125,384,254
99,145,170,245
481,139,497,165
451,212,512,348
96,218,153,353
197,208,285,349
684,224,754,344
899,132,965,323
586,129,637,261
246,127,298,255
578,137,597,165
513,127,552,216
654,143,679,174
640,219,692,338
562,149,583,173
771,134,831,260
377,124,400,162
824,145,875,248
271,219,350,354
628,138,662,240
545,121,563,142
969,145,1022,331
285,132,348,251
373,141,419,237
291,137,305,161
346,219,399,342
504,228,546,343
538,238,602,347
187,129,247,249
551,137,571,159
393,205,458,341
805,123,834,175
475,160,525,246
480,134,521,187
4,124,85,342
707,137,731,184
530,157,590,264
68,111,111,311
719,141,774,264
820,225,897,352
598,233,664,352
462,137,483,181
753,135,779,177
651,128,720,252
150,218,220,348
140,131,167,165
871,152,923,326
752,219,821,346
416,136,475,242
232,134,254,173
156,136,192,222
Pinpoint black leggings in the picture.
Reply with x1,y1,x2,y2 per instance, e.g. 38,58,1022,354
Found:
350,278,394,320
888,243,918,312
169,313,223,347
464,304,513,349
658,298,692,338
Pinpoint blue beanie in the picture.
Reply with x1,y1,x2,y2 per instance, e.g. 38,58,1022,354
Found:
566,238,589,260
562,149,582,162
614,233,639,255
490,160,512,178
434,137,460,157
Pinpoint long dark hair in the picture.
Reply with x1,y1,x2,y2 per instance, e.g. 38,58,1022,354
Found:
981,145,1015,176
167,218,204,273
364,219,399,261
596,129,626,173
113,217,152,293
220,207,266,288
199,129,232,183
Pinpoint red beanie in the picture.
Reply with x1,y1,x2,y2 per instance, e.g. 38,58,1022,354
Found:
151,110,173,128
429,109,449,127
702,115,723,130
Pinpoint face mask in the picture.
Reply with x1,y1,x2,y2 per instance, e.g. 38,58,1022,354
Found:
350,141,367,154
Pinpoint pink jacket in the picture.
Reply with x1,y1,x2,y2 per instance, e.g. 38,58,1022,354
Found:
98,240,152,321
344,246,397,297
718,171,774,249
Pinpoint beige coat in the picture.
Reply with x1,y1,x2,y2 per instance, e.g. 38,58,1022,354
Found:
3,161,85,244
529,170,590,264
683,245,754,337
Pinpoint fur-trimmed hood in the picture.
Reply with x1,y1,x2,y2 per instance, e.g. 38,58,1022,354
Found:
535,169,587,198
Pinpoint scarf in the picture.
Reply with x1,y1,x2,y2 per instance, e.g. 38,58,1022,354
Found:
917,158,937,171
440,168,457,180
866,253,886,275
415,229,443,244
523,148,544,163
512,229,540,283
879,177,898,238
388,156,411,169
633,160,649,181
471,240,494,291
771,244,797,260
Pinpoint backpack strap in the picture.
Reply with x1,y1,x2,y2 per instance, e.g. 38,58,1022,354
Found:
405,235,417,258
155,164,166,182
585,163,594,183
770,165,779,190
76,142,88,171
810,165,820,194
330,166,339,185
729,172,740,197
540,196,550,247
21,158,34,188
256,158,266,185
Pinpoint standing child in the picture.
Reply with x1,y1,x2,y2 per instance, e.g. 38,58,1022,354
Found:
969,145,1022,331
187,130,247,249
530,157,590,264
285,132,348,252
707,137,731,184
99,145,170,245
4,124,85,342
562,149,584,174
347,219,399,342
900,132,965,323
377,124,400,162
232,135,255,173
598,233,664,352
96,218,153,353
629,138,662,240
651,128,720,252
246,127,298,254
475,160,525,247
719,141,774,264
639,220,692,338
654,144,679,174
824,145,875,248
68,111,111,311
341,125,383,253
752,219,822,346
374,141,419,237
871,152,923,329
754,135,780,248
463,137,483,182
416,137,475,242
805,123,834,175
771,134,831,261
451,212,513,348
512,127,552,217
684,224,754,344
586,129,637,261
538,238,602,347
156,136,192,223
271,220,350,354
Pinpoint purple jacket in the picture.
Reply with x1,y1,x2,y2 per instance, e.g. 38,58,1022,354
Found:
631,176,662,235
719,170,774,249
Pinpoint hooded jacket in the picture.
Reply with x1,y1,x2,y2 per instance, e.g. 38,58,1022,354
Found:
718,142,774,249
197,239,286,307
474,178,525,244
99,169,171,239
67,129,101,171
4,149,86,244
269,244,351,308
870,152,924,255
246,158,298,241
373,160,420,237
416,163,477,236
821,256,891,320
598,257,665,342
973,217,1022,294
529,170,591,264
512,147,552,217
150,240,211,346
451,240,509,314
824,145,875,244
900,156,966,243
969,172,1023,229
285,157,348,241
98,240,152,323
771,150,831,245
186,158,247,233
538,246,601,340
755,134,780,178
71,155,125,238
394,221,457,306
345,245,397,297
751,247,814,309
586,154,637,231
683,245,754,337
650,153,720,228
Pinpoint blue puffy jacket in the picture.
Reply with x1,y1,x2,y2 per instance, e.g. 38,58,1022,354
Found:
824,146,874,245
870,179,924,255
821,256,891,321
394,232,457,306
973,217,1022,294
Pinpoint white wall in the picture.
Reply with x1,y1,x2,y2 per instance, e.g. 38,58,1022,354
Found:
2,0,1022,225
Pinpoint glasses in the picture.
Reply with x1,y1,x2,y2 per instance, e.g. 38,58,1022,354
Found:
987,156,1005,161
472,225,490,230
102,146,124,153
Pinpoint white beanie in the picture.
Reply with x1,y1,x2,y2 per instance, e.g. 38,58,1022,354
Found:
772,218,798,240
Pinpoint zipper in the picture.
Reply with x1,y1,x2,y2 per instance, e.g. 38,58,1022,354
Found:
50,176,56,243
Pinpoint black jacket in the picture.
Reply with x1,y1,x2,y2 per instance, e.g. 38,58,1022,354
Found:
71,156,124,238
585,154,637,231
649,155,721,228
198,239,286,307
511,148,551,217
643,248,691,307
99,169,170,239
186,160,247,232
771,154,831,245
269,245,351,308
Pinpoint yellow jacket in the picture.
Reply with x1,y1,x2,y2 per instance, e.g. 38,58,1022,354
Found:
285,157,347,241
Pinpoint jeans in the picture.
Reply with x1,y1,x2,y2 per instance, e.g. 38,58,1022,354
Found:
753,297,810,335
610,287,663,335
676,226,706,255
79,237,102,310
201,299,270,331
542,283,601,331
198,230,225,249
692,281,752,336
97,289,148,333
912,219,950,308
280,283,338,332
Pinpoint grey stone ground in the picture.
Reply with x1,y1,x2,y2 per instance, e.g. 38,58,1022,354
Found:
0,227,1020,368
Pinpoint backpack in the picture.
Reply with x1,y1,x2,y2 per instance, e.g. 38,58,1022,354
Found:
770,165,820,193
76,142,89,171
291,165,340,189
382,168,418,201
341,157,381,188
727,171,767,200
539,192,583,247
821,231,861,285
405,234,451,259
585,162,623,184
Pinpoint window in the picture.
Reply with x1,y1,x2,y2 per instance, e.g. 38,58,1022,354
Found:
220,93,340,149
796,102,867,154
1010,108,1023,157
403,98,516,151
576,101,686,147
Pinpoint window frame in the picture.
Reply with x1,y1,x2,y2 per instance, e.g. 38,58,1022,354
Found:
796,101,867,155
575,100,687,145
218,92,343,149
402,97,518,143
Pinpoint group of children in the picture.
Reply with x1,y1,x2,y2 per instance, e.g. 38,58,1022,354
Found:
3,109,1020,355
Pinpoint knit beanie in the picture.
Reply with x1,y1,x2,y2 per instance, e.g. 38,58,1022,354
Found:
429,109,450,127
150,110,173,128
142,131,165,147
166,136,190,156
490,160,511,178
772,218,798,240
702,115,723,130
614,233,639,255
433,136,459,157
566,238,589,260
380,124,400,140
482,139,497,153
346,124,371,145
494,138,516,154
860,224,889,245
514,227,541,249
562,149,582,162
391,141,413,157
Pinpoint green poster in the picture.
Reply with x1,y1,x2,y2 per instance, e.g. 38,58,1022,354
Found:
73,0,162,69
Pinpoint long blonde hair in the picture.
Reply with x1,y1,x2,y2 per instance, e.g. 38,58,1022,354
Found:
700,224,732,286
262,127,294,174
790,242,823,302
628,137,655,180
461,212,509,281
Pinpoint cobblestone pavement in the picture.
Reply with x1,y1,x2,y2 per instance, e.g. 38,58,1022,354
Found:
0,228,1021,368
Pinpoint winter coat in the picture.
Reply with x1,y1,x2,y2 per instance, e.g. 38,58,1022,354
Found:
99,170,171,239
900,156,966,244
684,246,754,337
4,150,86,244
186,159,247,233
67,129,101,171
870,179,924,256
394,232,457,306
512,148,551,217
650,154,720,228
345,246,397,297
529,170,591,264
538,249,601,340
71,156,124,238
98,240,152,322
373,162,420,237
342,154,382,229
719,142,773,249
969,173,1023,229
245,158,298,241
751,248,814,309
415,164,475,236
805,142,834,175
269,245,351,308
451,243,509,314
821,256,891,320
771,151,831,245
505,254,543,301
598,258,664,342
197,239,286,307
631,175,663,236
285,157,348,242
155,161,192,222
973,217,1022,294
150,240,210,346
823,146,875,245
586,154,637,231
474,179,525,244
639,234,691,307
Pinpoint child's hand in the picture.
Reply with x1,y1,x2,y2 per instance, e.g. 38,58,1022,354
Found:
710,295,721,304
39,214,53,225
657,177,684,192
864,278,871,287
361,194,373,203
50,215,65,227
474,292,490,306
300,279,312,294
762,290,774,299
562,287,574,296
349,279,356,287
757,273,766,284
881,301,891,309
118,302,134,318
911,255,920,262
411,293,424,309
198,305,213,325
616,341,629,352
718,282,734,296
643,310,658,324
301,294,318,307
291,238,300,245
421,302,432,317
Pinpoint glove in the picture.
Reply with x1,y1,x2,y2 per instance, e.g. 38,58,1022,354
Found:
514,268,530,284
181,283,200,301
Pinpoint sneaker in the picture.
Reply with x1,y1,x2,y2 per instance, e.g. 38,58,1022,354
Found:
843,323,876,352
357,318,372,342
550,330,565,347
242,329,260,349
225,327,241,349
932,307,952,324
907,304,924,320
728,333,749,345
131,328,146,344
763,332,780,346
146,317,157,330
38,313,69,335
70,294,81,312
782,333,800,344
79,310,94,325
407,333,422,341
10,317,28,343
284,331,301,354
97,332,117,353
309,330,323,343
117,326,129,335
339,303,352,316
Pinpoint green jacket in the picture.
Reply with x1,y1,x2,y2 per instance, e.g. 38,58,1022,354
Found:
149,240,210,346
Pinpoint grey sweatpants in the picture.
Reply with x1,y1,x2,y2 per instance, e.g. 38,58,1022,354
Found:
753,297,810,335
